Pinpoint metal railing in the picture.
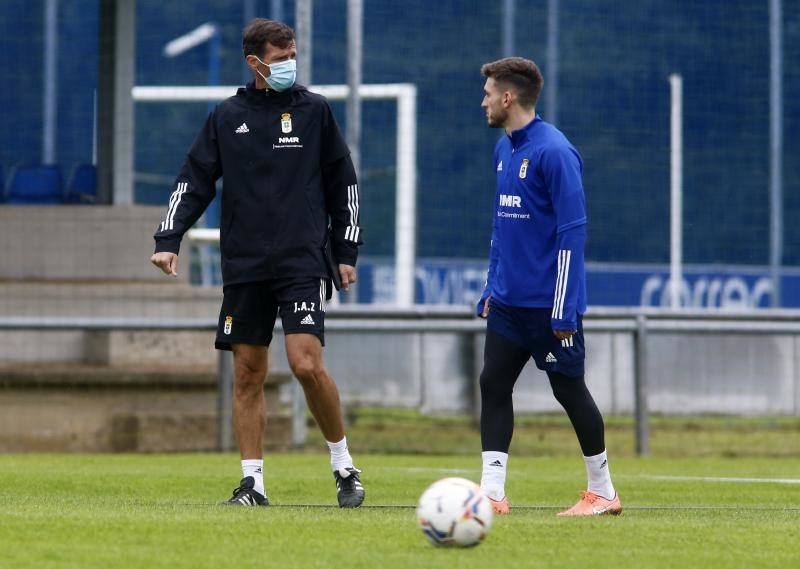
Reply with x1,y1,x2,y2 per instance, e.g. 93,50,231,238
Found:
3,307,800,455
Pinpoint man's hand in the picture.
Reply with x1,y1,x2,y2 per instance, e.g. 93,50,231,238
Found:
480,296,491,318
553,329,576,341
151,252,179,277
339,264,357,291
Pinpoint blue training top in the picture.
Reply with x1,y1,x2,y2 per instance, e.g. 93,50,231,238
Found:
477,115,587,331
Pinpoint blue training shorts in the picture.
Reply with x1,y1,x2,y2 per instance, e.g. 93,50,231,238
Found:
486,298,585,378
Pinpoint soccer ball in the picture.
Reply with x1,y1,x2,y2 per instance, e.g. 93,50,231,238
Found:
416,477,493,547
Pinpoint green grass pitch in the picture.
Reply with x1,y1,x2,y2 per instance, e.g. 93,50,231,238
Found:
1,453,798,568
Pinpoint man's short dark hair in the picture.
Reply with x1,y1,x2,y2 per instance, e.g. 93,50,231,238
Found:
242,18,295,58
481,57,544,109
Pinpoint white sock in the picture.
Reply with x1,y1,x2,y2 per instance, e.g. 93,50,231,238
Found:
480,451,508,501
241,459,265,496
327,437,354,471
584,450,615,500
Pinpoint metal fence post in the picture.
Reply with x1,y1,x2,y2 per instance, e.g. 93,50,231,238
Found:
634,314,650,456
217,350,234,452
291,381,308,447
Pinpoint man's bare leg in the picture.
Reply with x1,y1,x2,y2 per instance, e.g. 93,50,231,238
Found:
227,343,269,502
231,343,268,457
285,333,364,507
284,333,345,442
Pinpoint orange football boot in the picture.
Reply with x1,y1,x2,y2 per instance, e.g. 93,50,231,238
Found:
488,496,510,515
557,491,622,516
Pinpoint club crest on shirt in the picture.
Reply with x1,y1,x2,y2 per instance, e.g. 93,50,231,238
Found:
224,315,233,335
281,113,292,133
519,158,529,179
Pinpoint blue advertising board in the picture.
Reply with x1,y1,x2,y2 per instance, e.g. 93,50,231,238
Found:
353,258,800,308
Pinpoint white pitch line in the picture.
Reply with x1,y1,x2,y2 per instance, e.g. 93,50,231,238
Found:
380,470,800,485
375,467,477,475
632,474,800,485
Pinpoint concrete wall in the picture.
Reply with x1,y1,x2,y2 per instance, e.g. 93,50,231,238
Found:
0,281,220,363
268,328,799,416
0,206,180,281
313,330,635,415
646,333,800,415
0,365,292,452
0,388,290,452
2,325,798,416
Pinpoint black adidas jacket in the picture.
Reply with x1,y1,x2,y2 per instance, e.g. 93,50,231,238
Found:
153,82,362,286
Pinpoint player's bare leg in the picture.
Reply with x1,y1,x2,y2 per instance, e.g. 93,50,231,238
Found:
286,333,364,508
231,343,268,458
285,333,345,442
222,343,269,506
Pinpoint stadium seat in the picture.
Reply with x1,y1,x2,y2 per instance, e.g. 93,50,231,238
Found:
65,164,97,204
7,165,63,205
0,165,5,202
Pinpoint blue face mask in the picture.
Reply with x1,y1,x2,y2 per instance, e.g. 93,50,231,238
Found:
254,56,296,92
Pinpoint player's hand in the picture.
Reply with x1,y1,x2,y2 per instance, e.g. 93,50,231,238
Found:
339,264,357,291
553,329,575,340
151,252,178,277
480,296,491,318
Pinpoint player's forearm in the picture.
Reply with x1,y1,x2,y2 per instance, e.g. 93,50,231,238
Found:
551,224,586,330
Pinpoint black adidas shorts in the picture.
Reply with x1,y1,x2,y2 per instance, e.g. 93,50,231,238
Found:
215,277,331,350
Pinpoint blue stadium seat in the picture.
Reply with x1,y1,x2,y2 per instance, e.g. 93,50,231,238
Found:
65,164,97,204
7,165,63,205
0,165,5,203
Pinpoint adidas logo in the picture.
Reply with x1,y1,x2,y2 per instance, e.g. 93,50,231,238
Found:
489,460,504,467
235,122,249,134
545,352,557,363
497,161,503,172
300,314,315,325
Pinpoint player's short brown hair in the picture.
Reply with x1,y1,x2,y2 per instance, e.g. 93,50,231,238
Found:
242,18,295,58
481,57,544,109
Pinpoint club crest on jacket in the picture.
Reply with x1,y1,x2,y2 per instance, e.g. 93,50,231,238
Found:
281,113,292,133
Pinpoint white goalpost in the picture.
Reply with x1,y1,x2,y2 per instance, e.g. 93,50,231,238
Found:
668,74,683,310
132,83,418,306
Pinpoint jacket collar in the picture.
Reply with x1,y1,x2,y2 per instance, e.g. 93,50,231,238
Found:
507,114,541,147
238,81,303,103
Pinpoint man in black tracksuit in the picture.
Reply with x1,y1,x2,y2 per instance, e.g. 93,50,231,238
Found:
150,19,364,508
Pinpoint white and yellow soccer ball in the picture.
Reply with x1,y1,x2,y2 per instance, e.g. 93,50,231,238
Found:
416,477,493,547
